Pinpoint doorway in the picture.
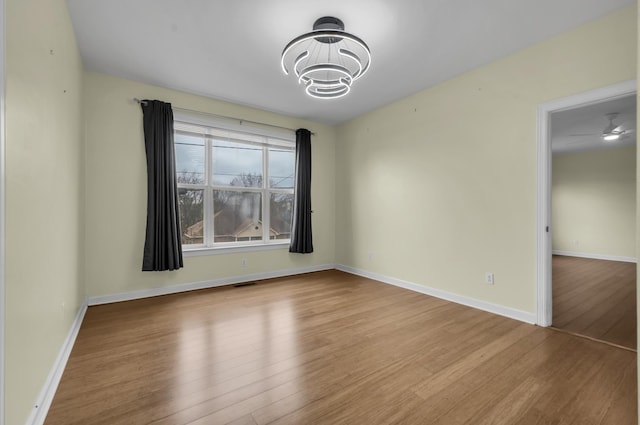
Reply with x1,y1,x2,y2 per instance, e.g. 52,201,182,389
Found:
536,81,637,350
550,95,636,349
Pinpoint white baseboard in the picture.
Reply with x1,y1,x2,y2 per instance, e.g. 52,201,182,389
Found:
26,300,88,425
87,264,336,306
552,250,637,263
336,265,537,324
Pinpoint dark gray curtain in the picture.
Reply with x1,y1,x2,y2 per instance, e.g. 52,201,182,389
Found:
289,128,313,253
140,100,183,271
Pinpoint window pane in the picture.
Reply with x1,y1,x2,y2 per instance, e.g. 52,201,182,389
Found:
175,134,205,184
270,193,293,240
212,140,263,187
213,190,263,243
178,188,204,245
269,148,295,188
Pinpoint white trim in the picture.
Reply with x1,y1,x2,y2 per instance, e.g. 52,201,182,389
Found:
538,80,637,112
552,250,637,264
336,265,536,325
25,302,87,425
87,264,335,306
536,80,637,328
183,241,290,257
536,99,553,326
0,0,5,422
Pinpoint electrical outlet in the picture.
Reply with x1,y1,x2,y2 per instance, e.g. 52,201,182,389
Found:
241,258,248,268
368,252,374,262
485,272,494,285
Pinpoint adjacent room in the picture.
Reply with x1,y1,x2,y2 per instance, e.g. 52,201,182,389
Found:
3,0,639,424
550,95,637,350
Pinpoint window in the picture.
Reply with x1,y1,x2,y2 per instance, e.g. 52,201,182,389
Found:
174,116,295,252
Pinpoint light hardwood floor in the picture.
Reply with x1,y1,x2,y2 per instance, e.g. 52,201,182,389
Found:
552,255,637,350
45,270,636,425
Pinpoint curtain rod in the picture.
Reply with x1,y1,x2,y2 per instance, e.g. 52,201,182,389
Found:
133,98,315,136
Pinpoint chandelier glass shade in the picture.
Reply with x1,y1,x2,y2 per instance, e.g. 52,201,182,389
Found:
281,17,371,99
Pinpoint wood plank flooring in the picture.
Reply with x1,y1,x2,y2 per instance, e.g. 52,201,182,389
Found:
45,270,637,425
552,255,637,350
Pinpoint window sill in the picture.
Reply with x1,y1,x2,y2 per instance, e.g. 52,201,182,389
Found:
182,241,290,257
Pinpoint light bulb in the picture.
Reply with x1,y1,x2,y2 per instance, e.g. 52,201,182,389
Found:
603,134,620,141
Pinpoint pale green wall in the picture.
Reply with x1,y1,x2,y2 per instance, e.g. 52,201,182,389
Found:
5,0,85,424
4,2,639,424
552,146,636,259
335,5,637,314
83,72,336,298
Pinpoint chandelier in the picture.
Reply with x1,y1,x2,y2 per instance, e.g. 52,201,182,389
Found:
281,17,371,99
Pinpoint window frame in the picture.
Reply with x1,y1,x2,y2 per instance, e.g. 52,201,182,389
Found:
174,112,296,255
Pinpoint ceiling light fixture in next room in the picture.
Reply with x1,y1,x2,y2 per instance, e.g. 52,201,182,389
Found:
602,113,625,141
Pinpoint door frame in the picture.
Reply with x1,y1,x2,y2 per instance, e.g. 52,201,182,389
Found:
536,80,637,326
0,0,5,422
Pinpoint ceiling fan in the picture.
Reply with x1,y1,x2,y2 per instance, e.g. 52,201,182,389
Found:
601,113,629,141
566,112,634,142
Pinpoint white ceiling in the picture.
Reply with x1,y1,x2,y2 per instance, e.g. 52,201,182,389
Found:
551,95,636,155
67,0,634,125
